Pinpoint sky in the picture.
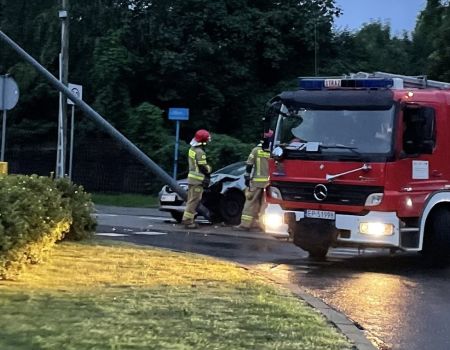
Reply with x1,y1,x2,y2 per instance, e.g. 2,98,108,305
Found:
334,0,427,36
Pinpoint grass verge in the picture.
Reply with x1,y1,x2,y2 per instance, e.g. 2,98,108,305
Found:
0,240,353,350
91,193,158,208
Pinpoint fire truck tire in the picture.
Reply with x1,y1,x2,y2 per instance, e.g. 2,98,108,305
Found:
292,232,330,259
423,207,450,266
306,247,329,259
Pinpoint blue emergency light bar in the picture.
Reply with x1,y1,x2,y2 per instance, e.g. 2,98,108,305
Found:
299,78,394,90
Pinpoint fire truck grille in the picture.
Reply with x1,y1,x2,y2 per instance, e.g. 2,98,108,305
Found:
272,181,383,206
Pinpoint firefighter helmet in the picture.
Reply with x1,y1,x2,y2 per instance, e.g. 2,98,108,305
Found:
194,129,211,143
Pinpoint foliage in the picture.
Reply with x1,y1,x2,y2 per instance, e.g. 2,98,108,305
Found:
206,133,253,171
0,174,71,279
0,174,95,279
55,178,96,241
125,102,171,155
1,0,341,146
412,0,445,76
426,3,450,80
3,0,450,193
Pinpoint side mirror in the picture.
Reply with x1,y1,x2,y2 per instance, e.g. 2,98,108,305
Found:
272,146,284,161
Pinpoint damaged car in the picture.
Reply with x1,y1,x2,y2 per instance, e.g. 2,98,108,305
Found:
158,161,246,225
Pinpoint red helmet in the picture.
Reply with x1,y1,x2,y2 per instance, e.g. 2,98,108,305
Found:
194,129,211,143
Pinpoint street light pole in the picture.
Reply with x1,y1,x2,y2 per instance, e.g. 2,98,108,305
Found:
56,0,69,178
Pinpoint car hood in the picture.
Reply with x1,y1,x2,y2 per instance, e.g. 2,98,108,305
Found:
211,173,246,193
176,173,246,194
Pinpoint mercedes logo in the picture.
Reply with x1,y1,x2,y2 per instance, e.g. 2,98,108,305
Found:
313,184,328,201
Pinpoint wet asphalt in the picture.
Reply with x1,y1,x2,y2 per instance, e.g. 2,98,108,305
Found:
95,206,450,350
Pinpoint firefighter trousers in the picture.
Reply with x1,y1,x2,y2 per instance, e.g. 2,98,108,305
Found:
182,184,204,225
240,187,265,229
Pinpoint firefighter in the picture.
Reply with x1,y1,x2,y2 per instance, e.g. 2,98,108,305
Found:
182,129,212,229
235,130,273,231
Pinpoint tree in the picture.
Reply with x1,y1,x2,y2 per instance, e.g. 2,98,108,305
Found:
412,0,445,76
324,22,413,76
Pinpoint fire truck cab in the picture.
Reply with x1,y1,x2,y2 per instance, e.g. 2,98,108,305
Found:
264,72,450,263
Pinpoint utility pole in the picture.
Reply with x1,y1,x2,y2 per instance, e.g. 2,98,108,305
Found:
314,20,318,76
56,0,69,178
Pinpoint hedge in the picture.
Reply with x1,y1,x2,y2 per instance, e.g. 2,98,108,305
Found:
0,174,96,279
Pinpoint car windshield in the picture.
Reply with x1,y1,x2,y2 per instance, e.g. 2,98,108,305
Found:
213,162,246,176
275,106,395,155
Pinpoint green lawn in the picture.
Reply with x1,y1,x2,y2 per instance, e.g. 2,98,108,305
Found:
91,192,159,208
0,241,353,350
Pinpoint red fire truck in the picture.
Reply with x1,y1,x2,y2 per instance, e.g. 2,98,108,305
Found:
263,72,450,263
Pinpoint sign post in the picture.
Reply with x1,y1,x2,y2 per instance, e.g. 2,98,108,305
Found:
0,74,19,162
168,108,189,179
67,83,82,179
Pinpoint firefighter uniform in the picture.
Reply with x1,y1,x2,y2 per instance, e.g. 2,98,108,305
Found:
182,146,211,226
239,143,270,229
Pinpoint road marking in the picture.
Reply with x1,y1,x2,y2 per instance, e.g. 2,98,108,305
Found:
132,231,168,236
96,232,129,237
138,216,172,221
94,213,171,221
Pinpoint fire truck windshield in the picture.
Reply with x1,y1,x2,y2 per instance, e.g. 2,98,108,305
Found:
275,106,395,157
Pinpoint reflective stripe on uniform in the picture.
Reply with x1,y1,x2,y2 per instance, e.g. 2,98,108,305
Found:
183,211,195,219
257,150,270,158
253,177,269,182
198,154,207,165
188,173,204,181
241,214,253,222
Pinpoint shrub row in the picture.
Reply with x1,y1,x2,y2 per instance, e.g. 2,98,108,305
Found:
0,175,96,279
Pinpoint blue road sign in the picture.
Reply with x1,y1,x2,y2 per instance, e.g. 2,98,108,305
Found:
168,108,189,121
0,75,19,111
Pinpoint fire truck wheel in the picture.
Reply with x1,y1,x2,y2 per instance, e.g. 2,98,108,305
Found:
423,207,450,266
306,247,329,260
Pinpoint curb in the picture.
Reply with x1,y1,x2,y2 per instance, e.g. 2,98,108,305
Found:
237,265,378,350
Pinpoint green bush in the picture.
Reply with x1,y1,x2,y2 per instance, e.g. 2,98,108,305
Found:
0,175,96,279
55,178,96,241
206,133,253,171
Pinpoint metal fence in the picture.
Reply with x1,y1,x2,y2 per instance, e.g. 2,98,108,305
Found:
7,136,165,194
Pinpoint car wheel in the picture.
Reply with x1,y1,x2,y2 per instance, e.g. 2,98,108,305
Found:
170,211,184,223
220,191,245,225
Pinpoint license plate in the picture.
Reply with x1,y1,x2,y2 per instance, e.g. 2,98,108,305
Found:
161,194,176,202
305,209,335,220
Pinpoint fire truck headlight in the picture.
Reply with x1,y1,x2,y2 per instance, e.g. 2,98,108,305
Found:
263,213,283,229
365,193,383,206
359,222,394,236
268,186,283,200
